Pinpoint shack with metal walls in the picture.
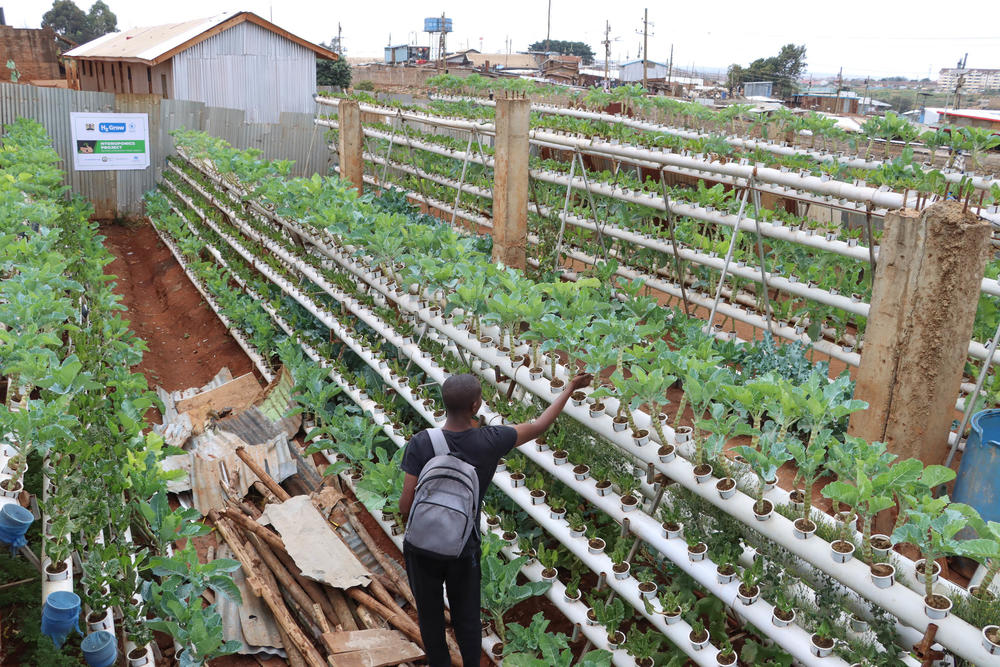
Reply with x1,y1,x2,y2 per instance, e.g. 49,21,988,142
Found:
63,11,337,123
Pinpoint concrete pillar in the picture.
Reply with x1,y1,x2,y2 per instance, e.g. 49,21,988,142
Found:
849,201,992,464
338,100,363,193
491,98,530,269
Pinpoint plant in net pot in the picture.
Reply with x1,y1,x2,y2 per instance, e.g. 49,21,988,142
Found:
587,593,627,649
892,495,973,619
734,423,790,520
624,628,663,667
481,542,552,655
822,437,920,564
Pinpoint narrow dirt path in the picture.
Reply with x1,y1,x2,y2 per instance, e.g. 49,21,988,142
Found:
101,220,255,393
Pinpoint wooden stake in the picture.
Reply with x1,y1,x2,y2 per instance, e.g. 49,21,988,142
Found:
210,512,326,666
236,446,292,501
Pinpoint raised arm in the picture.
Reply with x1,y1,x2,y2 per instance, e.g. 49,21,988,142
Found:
513,373,592,447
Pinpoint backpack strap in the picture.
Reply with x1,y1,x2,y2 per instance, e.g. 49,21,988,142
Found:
427,428,450,457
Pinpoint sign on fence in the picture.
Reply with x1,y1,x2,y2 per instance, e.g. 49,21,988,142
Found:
70,112,150,171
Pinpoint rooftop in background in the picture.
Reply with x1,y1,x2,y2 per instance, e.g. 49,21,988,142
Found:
465,52,539,70
64,10,337,64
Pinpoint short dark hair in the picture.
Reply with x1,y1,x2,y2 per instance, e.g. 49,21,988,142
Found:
441,374,482,415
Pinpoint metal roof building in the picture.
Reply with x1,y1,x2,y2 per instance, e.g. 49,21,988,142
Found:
64,11,337,123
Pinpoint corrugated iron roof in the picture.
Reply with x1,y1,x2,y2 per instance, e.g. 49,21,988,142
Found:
64,11,337,65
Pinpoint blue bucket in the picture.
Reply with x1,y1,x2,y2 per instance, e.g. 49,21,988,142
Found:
81,630,118,667
953,409,1000,523
0,503,33,553
41,590,81,648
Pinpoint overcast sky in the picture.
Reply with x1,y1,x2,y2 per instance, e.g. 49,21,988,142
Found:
6,0,999,80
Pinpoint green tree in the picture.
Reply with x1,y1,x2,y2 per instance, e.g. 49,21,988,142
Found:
727,44,806,98
528,39,595,65
317,53,351,88
86,1,117,38
41,0,117,46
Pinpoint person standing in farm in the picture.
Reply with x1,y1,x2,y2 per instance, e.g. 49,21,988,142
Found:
399,371,592,666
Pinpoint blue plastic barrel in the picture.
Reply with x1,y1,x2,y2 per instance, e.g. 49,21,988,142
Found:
81,630,118,667
953,410,1000,523
41,590,81,648
0,503,33,553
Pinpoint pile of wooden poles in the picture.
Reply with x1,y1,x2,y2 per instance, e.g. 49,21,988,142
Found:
206,447,464,666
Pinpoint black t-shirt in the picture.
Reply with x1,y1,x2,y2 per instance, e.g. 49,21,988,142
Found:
401,425,517,508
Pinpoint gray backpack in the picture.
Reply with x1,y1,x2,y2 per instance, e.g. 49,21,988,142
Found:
404,429,480,559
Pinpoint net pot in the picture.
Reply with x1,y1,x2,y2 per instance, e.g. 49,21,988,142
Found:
41,590,81,648
81,630,118,667
0,503,33,552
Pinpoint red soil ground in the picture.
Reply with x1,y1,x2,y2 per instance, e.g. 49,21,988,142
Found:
101,220,256,400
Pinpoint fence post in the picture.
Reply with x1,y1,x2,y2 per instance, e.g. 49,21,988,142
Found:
849,201,992,465
492,96,529,269
338,100,363,193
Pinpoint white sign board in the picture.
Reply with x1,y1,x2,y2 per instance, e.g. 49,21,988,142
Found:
70,112,150,171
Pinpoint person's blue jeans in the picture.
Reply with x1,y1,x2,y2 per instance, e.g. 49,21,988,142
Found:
404,542,482,666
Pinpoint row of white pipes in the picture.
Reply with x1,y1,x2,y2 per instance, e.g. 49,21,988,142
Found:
314,95,1000,222
351,142,1000,369
318,116,1000,303
429,93,1000,193
274,204,991,664
174,158,984,667
151,193,674,666
189,164,920,664
170,161,874,665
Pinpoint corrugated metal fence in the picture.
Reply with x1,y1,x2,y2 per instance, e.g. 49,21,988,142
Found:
0,82,332,218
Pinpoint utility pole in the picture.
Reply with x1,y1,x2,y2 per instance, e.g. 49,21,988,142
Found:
834,66,843,113
602,21,611,86
955,72,966,109
545,0,552,53
438,12,446,71
667,43,673,85
642,8,648,90
333,22,343,54
863,76,870,114
634,9,652,90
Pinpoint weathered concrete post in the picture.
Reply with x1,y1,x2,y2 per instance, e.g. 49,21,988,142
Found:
491,97,530,269
338,100,364,193
849,201,992,464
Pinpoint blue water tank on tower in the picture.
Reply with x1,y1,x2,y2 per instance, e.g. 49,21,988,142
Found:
424,17,453,32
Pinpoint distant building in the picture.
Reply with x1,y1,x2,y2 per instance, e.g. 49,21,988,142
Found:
790,86,859,114
541,55,580,84
742,81,772,98
619,59,667,83
618,60,702,88
938,68,1000,94
466,52,538,71
936,108,1000,131
858,97,892,115
384,44,429,65
64,11,337,123
0,25,66,85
